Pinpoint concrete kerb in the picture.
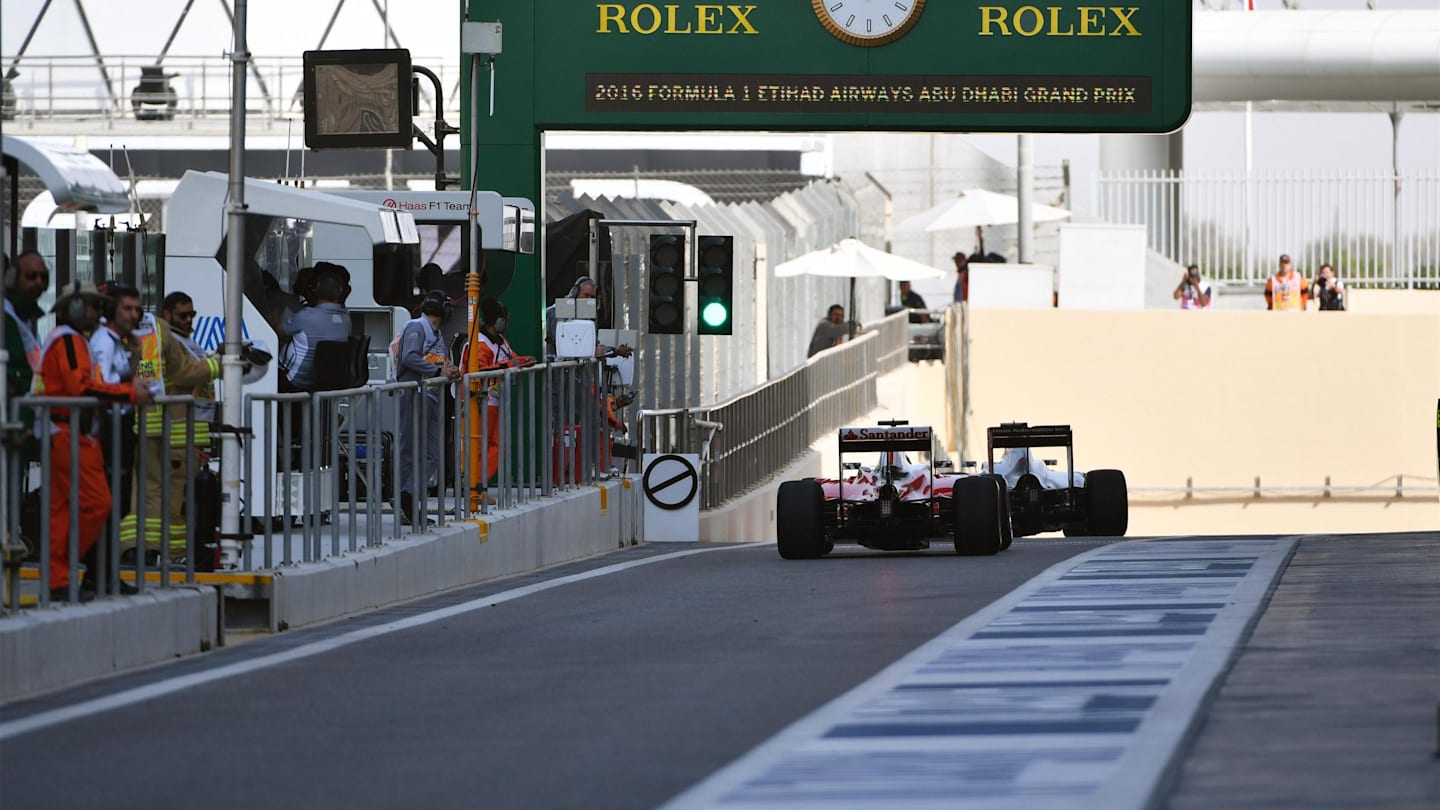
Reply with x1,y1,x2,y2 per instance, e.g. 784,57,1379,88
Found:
0,586,219,704
0,478,641,703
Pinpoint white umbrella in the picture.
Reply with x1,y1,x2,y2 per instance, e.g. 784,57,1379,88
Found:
775,239,942,341
774,238,944,281
897,187,1072,233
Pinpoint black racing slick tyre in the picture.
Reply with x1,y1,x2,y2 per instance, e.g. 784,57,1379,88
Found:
981,474,1015,551
952,476,1004,556
1085,469,1129,537
777,479,828,560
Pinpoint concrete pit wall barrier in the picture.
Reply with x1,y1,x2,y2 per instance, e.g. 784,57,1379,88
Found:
1,480,642,703
955,303,1440,535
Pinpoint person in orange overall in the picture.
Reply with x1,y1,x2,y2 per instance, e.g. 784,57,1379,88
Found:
31,282,150,601
463,297,533,510
1264,254,1309,311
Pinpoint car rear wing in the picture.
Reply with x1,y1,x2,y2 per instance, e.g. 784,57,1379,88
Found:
986,422,1076,490
838,424,934,456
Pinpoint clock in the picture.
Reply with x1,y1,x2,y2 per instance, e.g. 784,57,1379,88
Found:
811,0,927,47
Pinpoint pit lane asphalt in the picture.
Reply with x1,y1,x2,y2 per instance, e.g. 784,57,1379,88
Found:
0,537,1115,810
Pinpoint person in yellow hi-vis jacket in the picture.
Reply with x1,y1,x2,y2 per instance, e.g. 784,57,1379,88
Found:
120,292,221,561
462,297,533,511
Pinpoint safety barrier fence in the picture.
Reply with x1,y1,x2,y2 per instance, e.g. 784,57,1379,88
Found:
639,311,909,509
1,359,609,608
1096,169,1440,289
3,394,202,610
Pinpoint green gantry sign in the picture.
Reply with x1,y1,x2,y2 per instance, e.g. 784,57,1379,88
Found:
461,0,1190,352
488,0,1191,134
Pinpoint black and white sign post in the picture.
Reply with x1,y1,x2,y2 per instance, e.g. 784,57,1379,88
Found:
641,453,701,542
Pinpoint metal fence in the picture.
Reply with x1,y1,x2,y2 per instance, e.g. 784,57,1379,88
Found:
1097,169,1440,288
1,54,461,124
2,359,610,608
638,310,909,509
3,395,205,609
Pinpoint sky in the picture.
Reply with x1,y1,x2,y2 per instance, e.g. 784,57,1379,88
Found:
2,0,1436,212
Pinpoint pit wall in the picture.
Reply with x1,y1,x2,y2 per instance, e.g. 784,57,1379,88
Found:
1,480,641,704
956,299,1440,536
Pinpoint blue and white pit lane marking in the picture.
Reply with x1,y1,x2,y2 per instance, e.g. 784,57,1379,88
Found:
662,538,1298,810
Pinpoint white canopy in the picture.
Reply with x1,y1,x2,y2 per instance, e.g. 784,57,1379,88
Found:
898,188,1072,233
774,238,944,282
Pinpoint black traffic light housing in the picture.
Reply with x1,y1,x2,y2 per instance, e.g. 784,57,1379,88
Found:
647,234,686,335
696,235,734,336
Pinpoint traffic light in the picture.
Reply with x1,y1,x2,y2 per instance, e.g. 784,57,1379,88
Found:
647,234,686,335
695,235,734,336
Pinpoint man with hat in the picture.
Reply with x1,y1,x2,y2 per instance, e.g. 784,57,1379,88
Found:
31,281,151,601
1264,253,1309,311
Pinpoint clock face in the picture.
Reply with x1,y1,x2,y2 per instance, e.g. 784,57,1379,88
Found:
812,0,927,47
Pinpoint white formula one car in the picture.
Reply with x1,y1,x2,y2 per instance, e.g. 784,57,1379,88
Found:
984,422,1128,537
775,421,1012,559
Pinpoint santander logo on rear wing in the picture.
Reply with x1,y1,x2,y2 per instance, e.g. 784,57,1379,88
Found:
838,425,934,452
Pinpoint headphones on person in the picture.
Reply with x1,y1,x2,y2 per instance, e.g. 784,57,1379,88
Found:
56,281,90,325
567,276,596,298
420,290,450,319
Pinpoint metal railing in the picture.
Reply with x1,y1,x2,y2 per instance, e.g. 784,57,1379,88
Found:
2,359,612,605
3,394,202,609
1097,169,1440,288
233,358,611,571
1,53,461,123
640,311,909,509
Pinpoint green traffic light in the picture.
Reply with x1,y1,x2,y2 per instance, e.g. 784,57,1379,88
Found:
701,301,729,328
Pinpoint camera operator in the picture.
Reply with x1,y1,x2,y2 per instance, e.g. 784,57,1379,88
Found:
1174,264,1212,310
1313,264,1346,311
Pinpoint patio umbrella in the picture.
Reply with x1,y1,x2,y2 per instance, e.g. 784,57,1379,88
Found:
897,187,1072,233
775,239,943,339
774,238,944,281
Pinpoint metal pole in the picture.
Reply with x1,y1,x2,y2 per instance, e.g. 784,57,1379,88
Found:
220,0,249,569
1017,134,1034,264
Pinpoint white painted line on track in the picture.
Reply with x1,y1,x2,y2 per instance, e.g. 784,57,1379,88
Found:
0,544,755,742
661,537,1298,810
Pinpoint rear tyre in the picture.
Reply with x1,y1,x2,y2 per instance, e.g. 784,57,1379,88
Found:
1085,469,1129,537
981,474,1014,551
777,479,828,559
952,477,1004,556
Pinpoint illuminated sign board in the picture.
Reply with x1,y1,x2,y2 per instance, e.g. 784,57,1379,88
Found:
507,1,1191,133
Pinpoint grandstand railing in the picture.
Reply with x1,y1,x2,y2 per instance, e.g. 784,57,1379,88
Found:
638,310,909,510
1097,169,1440,289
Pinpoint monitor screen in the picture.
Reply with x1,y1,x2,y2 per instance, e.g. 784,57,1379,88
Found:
303,49,413,149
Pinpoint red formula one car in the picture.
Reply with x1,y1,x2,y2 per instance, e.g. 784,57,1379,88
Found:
775,421,1012,559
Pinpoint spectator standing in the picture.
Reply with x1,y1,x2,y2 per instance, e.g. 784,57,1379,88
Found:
32,282,149,601
1174,264,1213,310
952,252,969,303
281,265,350,390
394,291,461,525
463,297,534,509
162,293,219,437
1313,264,1346,311
808,304,856,358
86,283,143,594
5,251,48,421
121,294,222,562
1264,254,1309,311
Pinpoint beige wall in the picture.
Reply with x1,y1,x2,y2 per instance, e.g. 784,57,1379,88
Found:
953,307,1440,535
